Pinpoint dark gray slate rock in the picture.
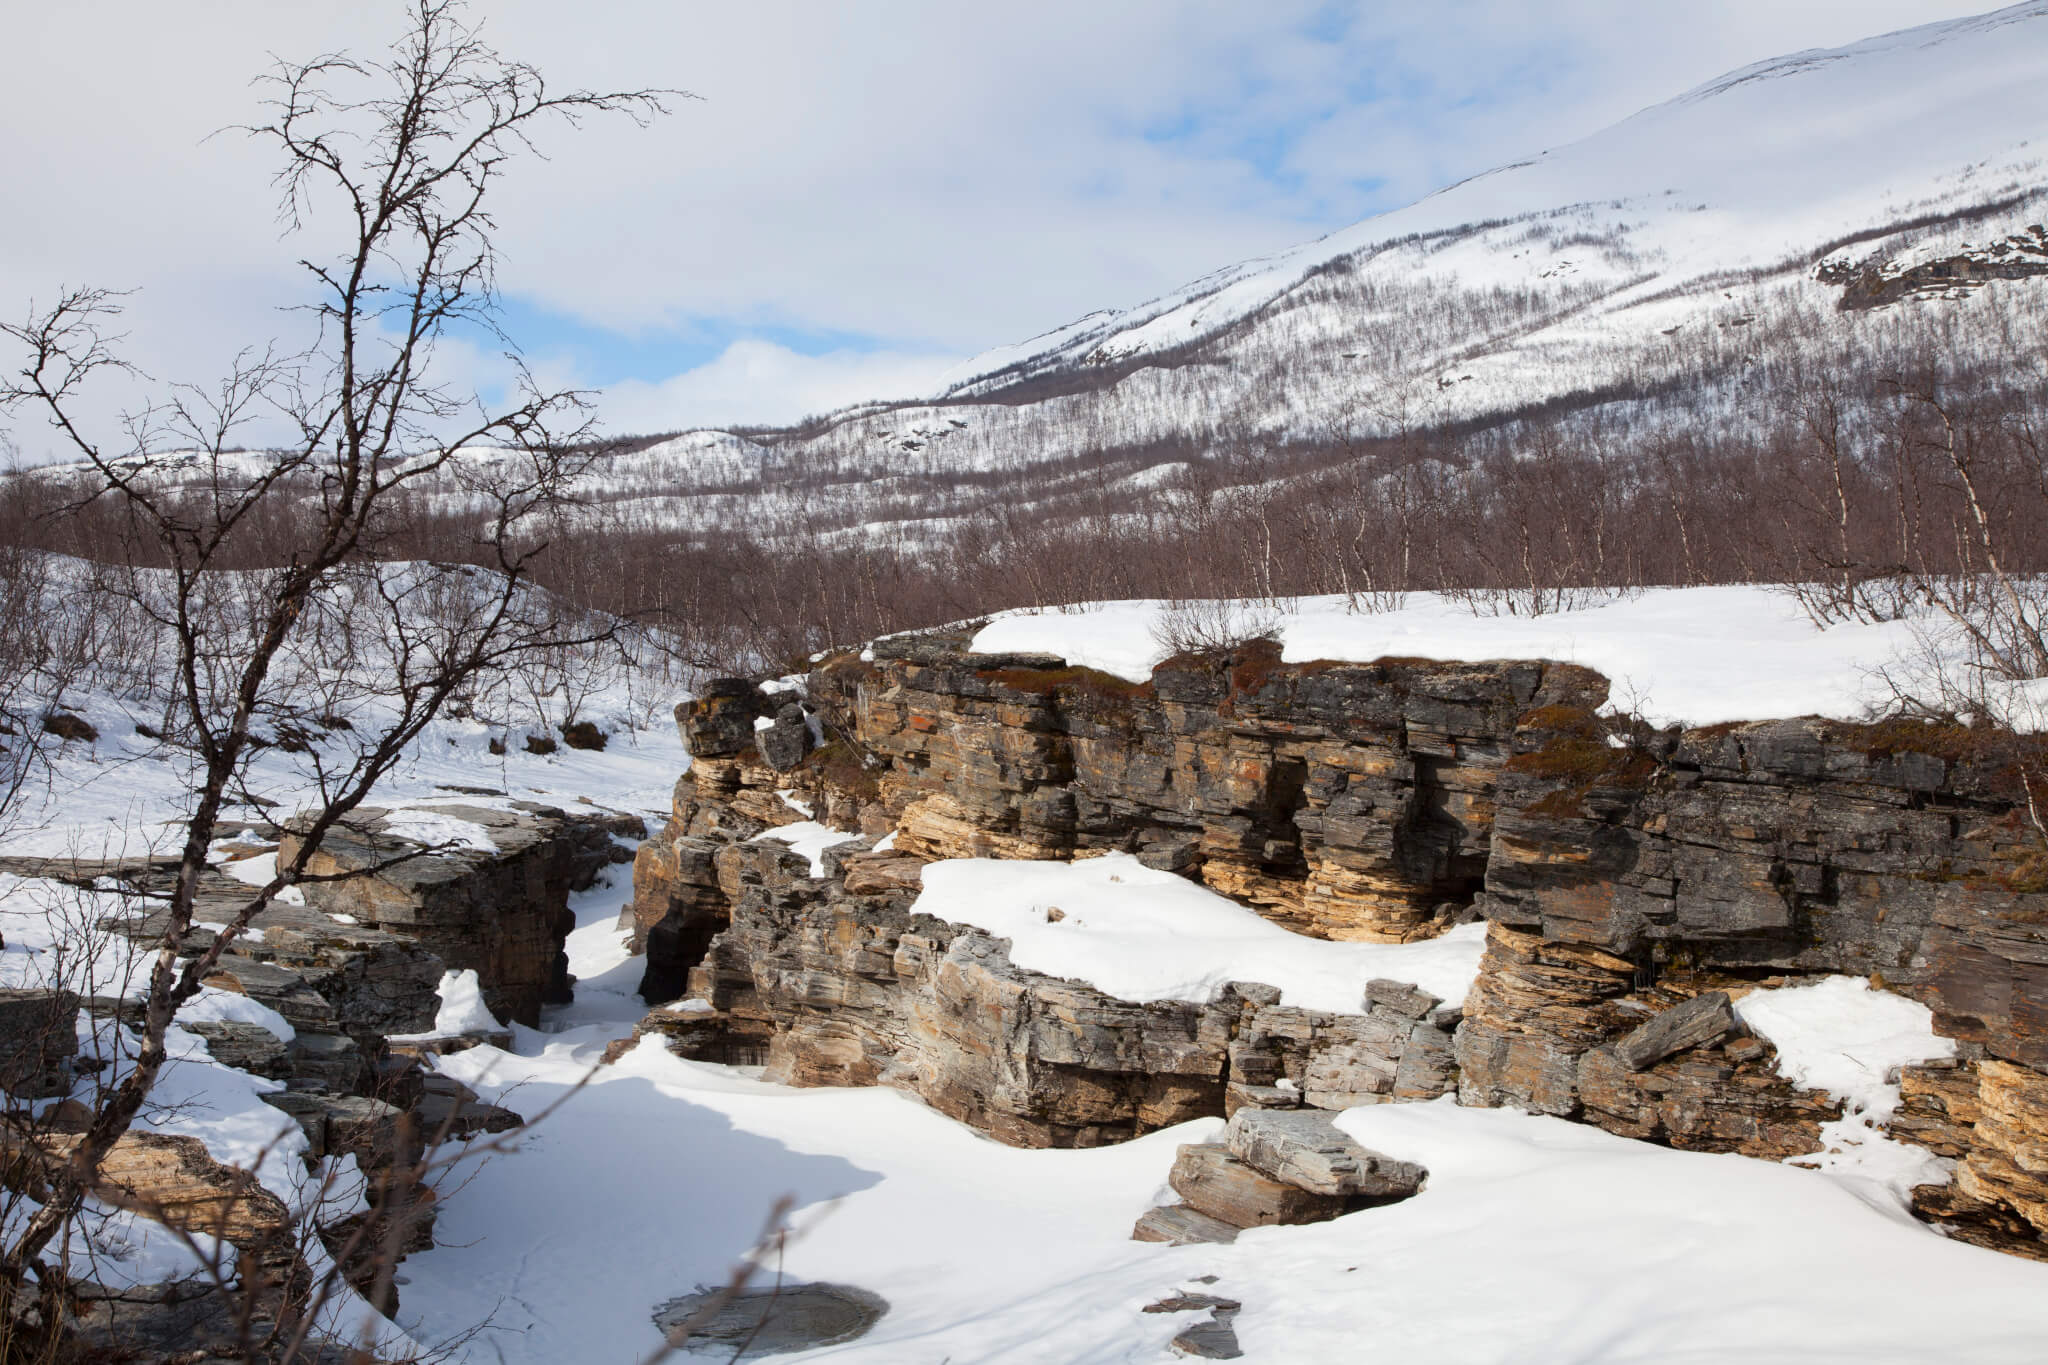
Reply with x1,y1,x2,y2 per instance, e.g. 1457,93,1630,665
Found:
652,1282,886,1357
678,680,775,758
0,988,78,1099
184,1020,290,1079
1611,991,1734,1071
1172,1313,1244,1360
414,1072,523,1140
756,702,812,772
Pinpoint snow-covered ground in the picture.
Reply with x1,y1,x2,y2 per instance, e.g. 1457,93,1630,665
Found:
391,994,2048,1364
353,844,2048,1364
967,586,1972,729
0,659,688,865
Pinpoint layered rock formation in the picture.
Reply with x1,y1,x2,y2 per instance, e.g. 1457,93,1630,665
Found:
807,633,1608,942
283,799,640,1026
0,797,640,1354
615,833,1459,1147
624,630,2048,1259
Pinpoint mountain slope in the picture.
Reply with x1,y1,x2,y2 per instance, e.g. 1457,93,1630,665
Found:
934,0,2048,415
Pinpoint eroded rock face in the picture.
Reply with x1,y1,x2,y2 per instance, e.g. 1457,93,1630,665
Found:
616,835,1459,1147
800,637,1608,942
1467,714,2048,1229
631,638,2048,1256
282,800,640,1026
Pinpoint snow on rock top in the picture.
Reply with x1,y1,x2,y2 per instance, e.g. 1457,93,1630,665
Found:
752,820,861,877
392,969,505,1041
1735,976,1957,1124
377,808,501,854
966,585,1948,729
910,852,1485,1012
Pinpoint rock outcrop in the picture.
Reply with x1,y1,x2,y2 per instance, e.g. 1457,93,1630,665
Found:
625,632,2048,1259
616,815,1460,1147
794,634,1609,942
283,799,640,1026
639,838,1369,1146
0,797,640,1354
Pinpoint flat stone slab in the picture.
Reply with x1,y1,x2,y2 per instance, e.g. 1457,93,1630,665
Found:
1223,1108,1426,1199
1170,1142,1351,1228
1132,1203,1241,1246
652,1283,886,1357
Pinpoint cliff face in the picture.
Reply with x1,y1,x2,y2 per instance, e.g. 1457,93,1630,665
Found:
626,627,2048,1259
284,800,640,1026
823,630,1610,942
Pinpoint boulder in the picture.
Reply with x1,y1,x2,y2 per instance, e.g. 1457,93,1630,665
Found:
679,680,773,758
1168,1142,1352,1227
756,701,813,771
1221,1108,1426,1199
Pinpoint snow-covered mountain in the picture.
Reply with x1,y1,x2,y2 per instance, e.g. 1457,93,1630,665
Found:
565,1,2048,542
13,6,2048,555
934,1,2048,410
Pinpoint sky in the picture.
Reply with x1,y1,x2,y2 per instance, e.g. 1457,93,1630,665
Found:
0,0,2009,454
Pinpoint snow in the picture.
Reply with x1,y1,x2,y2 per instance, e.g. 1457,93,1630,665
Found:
912,854,1486,1012
968,586,1958,728
176,985,296,1043
1736,976,1960,1205
390,1032,2048,1364
377,809,499,854
1736,977,1956,1123
392,969,505,1041
218,848,305,905
751,820,861,877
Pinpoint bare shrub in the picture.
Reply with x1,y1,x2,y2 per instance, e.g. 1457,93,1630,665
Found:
1149,598,1283,656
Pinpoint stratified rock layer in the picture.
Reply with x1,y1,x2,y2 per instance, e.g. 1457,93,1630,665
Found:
626,632,2048,1256
284,800,639,1025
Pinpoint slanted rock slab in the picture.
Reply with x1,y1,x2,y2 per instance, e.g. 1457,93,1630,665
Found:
1223,1107,1426,1199
1611,991,1735,1071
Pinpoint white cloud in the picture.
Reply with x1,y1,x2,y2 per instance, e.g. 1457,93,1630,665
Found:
598,341,964,433
0,0,2005,447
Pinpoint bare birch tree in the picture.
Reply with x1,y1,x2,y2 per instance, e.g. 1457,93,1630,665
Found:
0,1,674,1348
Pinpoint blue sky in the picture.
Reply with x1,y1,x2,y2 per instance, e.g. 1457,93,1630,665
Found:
0,0,2008,446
